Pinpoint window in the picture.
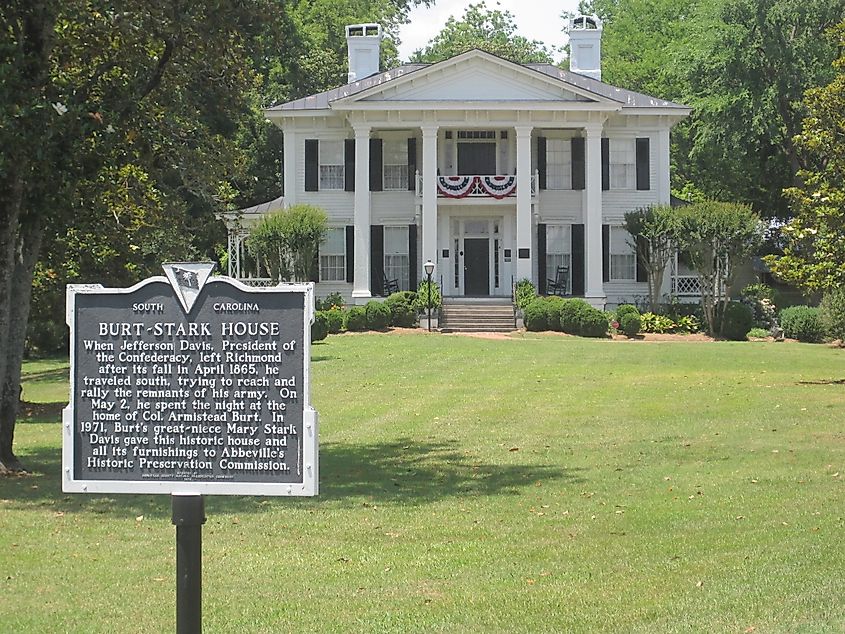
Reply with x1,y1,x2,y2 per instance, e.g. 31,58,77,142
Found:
383,139,408,190
319,140,344,190
609,226,635,280
457,130,496,139
320,228,345,281
546,225,572,292
609,138,635,189
546,138,572,190
384,226,409,290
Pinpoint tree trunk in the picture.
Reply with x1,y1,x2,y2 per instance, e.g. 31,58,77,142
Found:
0,218,43,473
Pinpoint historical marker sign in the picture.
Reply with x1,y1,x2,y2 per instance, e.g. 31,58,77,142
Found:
63,265,318,496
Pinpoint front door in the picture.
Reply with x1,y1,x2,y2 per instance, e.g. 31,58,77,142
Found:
464,238,490,296
458,143,497,175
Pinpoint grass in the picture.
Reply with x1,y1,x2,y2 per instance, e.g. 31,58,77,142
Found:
2,333,844,633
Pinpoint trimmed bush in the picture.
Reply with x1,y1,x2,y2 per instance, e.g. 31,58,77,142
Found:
559,298,592,335
820,288,845,342
719,301,754,341
344,306,367,332
515,279,536,310
620,312,641,337
324,308,344,334
616,304,640,320
523,298,548,331
780,306,824,343
543,296,567,332
579,306,609,338
384,292,417,327
311,311,329,342
365,300,392,330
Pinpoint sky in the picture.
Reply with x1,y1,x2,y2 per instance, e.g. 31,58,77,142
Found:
396,0,584,62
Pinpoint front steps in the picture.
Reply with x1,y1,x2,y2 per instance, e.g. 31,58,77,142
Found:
439,298,517,333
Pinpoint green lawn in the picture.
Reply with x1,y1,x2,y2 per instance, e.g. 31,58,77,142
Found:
2,333,844,633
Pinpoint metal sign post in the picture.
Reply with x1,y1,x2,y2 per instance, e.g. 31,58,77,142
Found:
172,494,205,634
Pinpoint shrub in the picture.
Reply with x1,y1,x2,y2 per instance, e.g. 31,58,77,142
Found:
543,296,567,331
640,312,675,334
747,327,771,339
523,298,548,331
515,279,536,310
741,283,776,304
365,300,392,330
819,288,845,342
324,308,344,334
311,311,329,342
415,280,442,311
674,315,701,334
616,304,640,320
620,312,641,337
316,292,344,311
579,306,609,338
719,301,754,341
384,292,417,327
344,306,367,332
780,306,824,343
559,299,592,335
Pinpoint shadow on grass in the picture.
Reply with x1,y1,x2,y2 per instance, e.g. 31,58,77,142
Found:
21,367,69,384
1,439,582,519
18,401,66,424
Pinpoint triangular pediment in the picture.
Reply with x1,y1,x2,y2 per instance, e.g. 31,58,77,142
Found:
331,50,620,108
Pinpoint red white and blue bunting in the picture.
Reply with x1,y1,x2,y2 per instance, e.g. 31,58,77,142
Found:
438,175,475,198
436,175,516,199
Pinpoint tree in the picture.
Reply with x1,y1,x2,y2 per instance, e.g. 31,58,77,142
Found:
766,20,845,292
672,201,764,336
624,205,677,312
410,2,555,64
246,204,328,283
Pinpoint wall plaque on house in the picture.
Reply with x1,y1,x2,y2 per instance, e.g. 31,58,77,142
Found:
63,264,318,496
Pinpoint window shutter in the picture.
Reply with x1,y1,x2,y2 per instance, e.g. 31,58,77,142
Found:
408,224,418,288
370,225,384,295
636,138,650,190
344,139,355,192
602,224,610,283
369,139,383,192
345,225,354,283
407,138,417,191
537,224,547,294
601,138,609,191
571,137,585,190
571,224,585,296
310,249,319,282
305,139,318,192
636,235,649,282
537,137,547,191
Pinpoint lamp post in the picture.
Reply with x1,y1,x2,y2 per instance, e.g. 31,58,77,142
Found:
424,260,435,332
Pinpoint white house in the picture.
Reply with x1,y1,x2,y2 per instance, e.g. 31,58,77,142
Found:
222,17,691,308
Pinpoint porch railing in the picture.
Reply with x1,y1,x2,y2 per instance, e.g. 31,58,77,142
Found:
671,275,702,297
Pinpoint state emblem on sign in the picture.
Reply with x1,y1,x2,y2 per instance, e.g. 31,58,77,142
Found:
162,262,216,314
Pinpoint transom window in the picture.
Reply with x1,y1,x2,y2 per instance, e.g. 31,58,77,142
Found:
546,138,572,190
609,138,635,189
546,225,572,292
384,226,409,290
382,139,408,190
609,226,636,280
320,227,345,281
319,140,344,190
457,130,496,139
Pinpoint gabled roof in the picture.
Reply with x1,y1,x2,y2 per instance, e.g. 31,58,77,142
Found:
266,50,689,113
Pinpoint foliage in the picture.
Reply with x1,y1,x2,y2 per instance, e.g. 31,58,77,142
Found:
523,299,549,332
384,291,418,327
766,21,845,291
247,204,328,282
639,312,676,334
674,314,702,334
578,306,610,338
543,296,568,332
312,311,329,342
514,278,537,311
619,312,642,337
343,306,368,332
316,292,345,311
415,279,442,311
779,306,825,342
623,205,676,311
747,327,772,338
323,308,345,334
410,2,555,63
741,283,777,304
364,300,392,330
559,299,592,335
819,287,845,341
672,200,764,336
718,301,755,341
615,304,640,320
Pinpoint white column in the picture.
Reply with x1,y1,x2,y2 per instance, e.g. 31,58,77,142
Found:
515,125,533,282
584,124,606,307
658,127,671,205
421,125,438,283
352,124,371,300
283,129,296,206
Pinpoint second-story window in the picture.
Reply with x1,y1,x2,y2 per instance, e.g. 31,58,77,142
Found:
319,141,344,190
609,139,635,189
546,138,572,190
383,139,408,190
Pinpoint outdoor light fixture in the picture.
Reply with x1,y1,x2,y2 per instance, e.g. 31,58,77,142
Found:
424,260,435,332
